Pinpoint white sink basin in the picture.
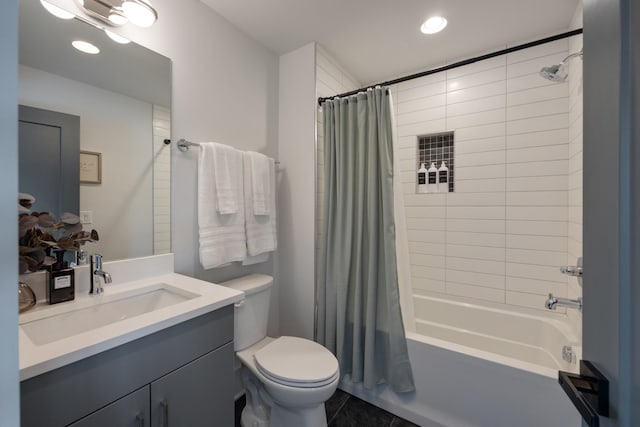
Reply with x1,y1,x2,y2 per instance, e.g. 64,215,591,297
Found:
21,284,197,346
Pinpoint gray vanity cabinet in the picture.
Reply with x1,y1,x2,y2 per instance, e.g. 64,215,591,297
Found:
21,306,234,427
68,387,150,427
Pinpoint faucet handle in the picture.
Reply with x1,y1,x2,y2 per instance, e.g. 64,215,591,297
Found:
92,253,103,270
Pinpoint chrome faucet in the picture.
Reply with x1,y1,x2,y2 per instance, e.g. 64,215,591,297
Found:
90,253,112,295
545,293,582,312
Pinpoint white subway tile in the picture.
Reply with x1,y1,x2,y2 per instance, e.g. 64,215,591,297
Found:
397,81,447,103
506,248,568,266
412,265,446,281
507,73,556,93
399,159,416,172
507,83,569,106
507,144,569,162
398,147,416,160
506,262,567,283
398,119,446,137
447,67,506,92
455,164,506,180
506,276,568,297
397,72,445,91
506,175,568,192
447,108,505,130
405,193,446,206
409,241,446,255
412,280,446,293
410,253,446,268
408,229,446,243
507,39,568,64
447,81,506,104
507,113,569,135
447,206,506,220
506,237,565,261
506,191,568,206
455,178,506,193
507,206,568,221
446,257,506,275
506,128,569,150
447,269,505,289
446,219,506,233
405,206,446,218
456,150,506,168
447,231,505,248
397,106,446,125
447,282,505,302
446,56,506,79
455,122,505,141
397,94,447,114
507,98,569,121
446,244,506,261
456,136,506,155
446,192,506,206
506,160,569,177
406,217,446,230
506,220,567,237
446,95,506,117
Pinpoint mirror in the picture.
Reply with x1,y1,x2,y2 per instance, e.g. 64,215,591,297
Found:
18,0,171,262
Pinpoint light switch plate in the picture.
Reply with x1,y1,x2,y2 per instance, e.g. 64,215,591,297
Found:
80,210,93,224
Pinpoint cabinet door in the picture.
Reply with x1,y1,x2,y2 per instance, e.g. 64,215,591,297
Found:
69,386,150,427
151,342,234,427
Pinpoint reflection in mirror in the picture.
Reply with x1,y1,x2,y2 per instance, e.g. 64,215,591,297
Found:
18,0,171,262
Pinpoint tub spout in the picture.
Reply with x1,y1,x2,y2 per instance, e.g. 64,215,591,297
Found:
545,293,582,312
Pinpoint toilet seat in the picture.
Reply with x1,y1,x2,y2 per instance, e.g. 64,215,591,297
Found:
253,336,339,388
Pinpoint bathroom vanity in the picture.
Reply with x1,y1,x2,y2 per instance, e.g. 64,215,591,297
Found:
19,254,243,427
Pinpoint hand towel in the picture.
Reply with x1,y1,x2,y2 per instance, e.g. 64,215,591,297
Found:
197,143,246,269
212,143,241,214
248,152,271,215
242,151,277,263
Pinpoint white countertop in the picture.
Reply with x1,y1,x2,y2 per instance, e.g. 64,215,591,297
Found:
19,256,244,381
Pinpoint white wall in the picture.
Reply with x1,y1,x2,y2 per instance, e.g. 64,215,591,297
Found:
19,65,154,261
391,38,575,321
0,0,20,423
277,43,317,339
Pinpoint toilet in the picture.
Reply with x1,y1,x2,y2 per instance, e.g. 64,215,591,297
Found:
223,274,339,427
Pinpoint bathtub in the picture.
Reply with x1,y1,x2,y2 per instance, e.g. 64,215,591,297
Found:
338,295,582,427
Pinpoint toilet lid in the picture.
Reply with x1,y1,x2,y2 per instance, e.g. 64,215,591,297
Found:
253,336,339,387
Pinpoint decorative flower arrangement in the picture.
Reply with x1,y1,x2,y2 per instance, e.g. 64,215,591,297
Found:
18,193,99,274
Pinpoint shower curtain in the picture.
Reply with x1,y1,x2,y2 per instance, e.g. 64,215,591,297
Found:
317,87,415,393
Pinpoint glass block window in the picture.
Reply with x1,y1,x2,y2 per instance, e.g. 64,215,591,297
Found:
418,131,454,192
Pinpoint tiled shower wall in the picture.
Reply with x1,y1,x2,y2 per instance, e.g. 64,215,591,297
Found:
153,105,171,255
393,38,576,319
567,5,584,333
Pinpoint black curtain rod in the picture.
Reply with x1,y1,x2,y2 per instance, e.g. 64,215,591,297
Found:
317,28,583,106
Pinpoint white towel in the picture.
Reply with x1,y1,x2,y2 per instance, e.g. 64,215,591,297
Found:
197,143,246,269
242,151,277,264
248,152,271,215
212,143,241,214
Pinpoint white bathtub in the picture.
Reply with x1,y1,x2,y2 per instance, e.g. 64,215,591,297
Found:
339,295,582,427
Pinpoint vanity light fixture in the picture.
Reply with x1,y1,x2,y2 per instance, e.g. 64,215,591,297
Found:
108,8,129,26
105,29,131,44
40,0,75,19
72,40,100,54
420,16,448,34
121,0,157,28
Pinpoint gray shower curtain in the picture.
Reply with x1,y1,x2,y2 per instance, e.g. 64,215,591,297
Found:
317,87,414,393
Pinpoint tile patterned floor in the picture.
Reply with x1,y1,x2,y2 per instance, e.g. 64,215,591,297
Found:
235,389,419,427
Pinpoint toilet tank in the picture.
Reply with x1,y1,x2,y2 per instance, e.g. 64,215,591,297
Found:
221,274,273,351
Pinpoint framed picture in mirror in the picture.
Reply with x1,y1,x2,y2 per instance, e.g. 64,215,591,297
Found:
80,151,102,184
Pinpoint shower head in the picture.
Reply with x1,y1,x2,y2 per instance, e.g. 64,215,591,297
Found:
540,64,568,82
539,49,583,82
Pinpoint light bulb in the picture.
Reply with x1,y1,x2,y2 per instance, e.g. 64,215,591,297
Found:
122,0,157,28
420,16,447,35
108,10,129,26
40,0,75,19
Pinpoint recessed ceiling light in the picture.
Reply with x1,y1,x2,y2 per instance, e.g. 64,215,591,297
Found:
40,0,75,19
421,16,448,35
72,40,100,54
105,30,131,44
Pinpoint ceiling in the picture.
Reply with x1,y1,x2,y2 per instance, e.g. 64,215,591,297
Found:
199,0,580,85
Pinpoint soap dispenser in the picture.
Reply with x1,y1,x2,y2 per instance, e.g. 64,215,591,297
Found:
427,162,438,193
438,161,450,193
417,163,428,193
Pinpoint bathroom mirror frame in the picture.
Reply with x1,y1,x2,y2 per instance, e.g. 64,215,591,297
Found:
18,0,172,262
